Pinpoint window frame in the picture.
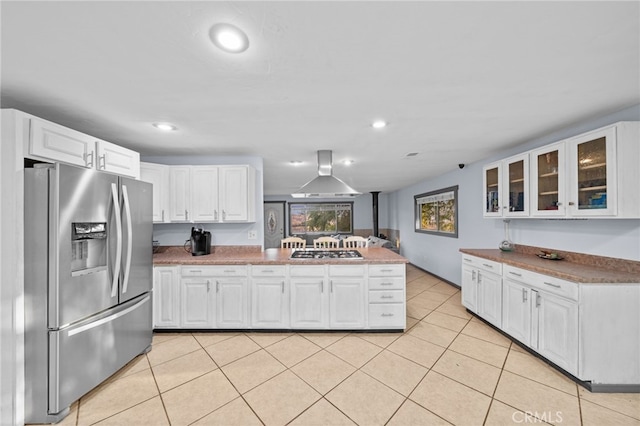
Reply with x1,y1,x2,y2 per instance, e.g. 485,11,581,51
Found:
414,185,459,238
288,201,354,236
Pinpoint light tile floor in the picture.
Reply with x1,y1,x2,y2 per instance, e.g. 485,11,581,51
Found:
51,265,640,426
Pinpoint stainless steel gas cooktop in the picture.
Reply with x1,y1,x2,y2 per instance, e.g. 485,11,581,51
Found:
289,249,363,260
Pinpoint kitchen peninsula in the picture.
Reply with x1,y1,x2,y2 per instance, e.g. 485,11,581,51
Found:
153,247,408,331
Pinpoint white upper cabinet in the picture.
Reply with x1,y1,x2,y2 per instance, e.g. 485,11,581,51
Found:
483,162,502,217
28,115,139,178
161,164,256,223
219,165,256,222
140,162,170,223
95,140,140,179
485,121,639,219
566,126,617,217
191,166,220,222
30,117,95,168
483,153,529,218
531,142,566,217
169,166,191,221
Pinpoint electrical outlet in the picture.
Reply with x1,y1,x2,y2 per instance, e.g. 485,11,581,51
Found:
248,230,257,240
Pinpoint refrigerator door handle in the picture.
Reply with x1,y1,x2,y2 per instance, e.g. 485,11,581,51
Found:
110,183,122,298
121,185,133,294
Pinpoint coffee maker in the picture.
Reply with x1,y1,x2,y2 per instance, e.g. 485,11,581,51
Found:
190,227,211,256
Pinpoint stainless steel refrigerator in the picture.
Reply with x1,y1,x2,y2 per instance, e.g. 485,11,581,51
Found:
24,163,153,423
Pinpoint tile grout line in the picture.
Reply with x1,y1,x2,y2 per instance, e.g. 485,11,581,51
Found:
146,351,174,426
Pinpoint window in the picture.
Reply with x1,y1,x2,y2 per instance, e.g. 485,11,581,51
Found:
415,186,458,238
289,202,353,235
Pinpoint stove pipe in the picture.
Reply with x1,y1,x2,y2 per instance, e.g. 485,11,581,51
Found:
371,191,380,237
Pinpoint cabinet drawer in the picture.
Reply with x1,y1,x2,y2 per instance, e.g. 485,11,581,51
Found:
369,264,405,277
368,304,405,328
503,265,578,301
369,277,404,290
461,254,502,275
290,265,325,277
251,265,287,277
369,290,404,303
329,265,366,277
181,265,247,277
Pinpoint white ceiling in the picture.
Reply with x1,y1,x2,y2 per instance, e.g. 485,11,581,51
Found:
2,1,638,195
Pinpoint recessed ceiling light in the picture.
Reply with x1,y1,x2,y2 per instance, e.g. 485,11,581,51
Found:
372,120,387,129
152,122,177,131
290,160,303,166
209,23,249,53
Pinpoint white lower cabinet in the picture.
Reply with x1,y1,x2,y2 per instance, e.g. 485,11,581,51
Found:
216,277,249,328
461,255,502,328
502,276,578,375
368,264,406,329
181,277,215,327
329,266,366,329
154,262,407,331
153,266,180,328
290,266,328,329
251,266,289,328
462,253,640,392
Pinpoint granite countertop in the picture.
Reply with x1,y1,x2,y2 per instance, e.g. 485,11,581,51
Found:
153,246,409,266
460,246,640,284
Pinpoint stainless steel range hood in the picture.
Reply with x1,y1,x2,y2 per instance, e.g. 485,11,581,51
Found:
291,150,362,198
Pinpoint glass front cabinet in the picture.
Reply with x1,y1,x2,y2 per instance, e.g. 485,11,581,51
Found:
486,122,639,219
483,162,502,217
531,142,566,217
483,154,529,218
566,127,617,217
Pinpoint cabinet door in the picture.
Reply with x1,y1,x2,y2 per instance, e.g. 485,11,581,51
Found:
502,279,531,346
216,278,248,328
153,267,180,328
290,278,328,329
219,166,249,222
461,264,478,312
140,162,169,223
191,166,219,222
330,278,365,329
477,271,502,328
567,127,617,217
181,278,214,327
169,167,191,221
30,118,95,168
483,162,502,217
503,154,529,217
95,140,140,179
531,142,566,217
251,279,289,328
535,292,579,375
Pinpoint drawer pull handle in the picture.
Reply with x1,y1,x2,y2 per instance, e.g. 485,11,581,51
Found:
281,282,285,293
380,282,393,286
262,269,274,273
224,270,235,273
463,258,472,262
189,270,202,273
380,269,393,272
509,271,522,277
380,295,393,299
381,313,394,317
544,281,561,288
482,263,493,268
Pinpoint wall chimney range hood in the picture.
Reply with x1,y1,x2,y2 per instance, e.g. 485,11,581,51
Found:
291,150,362,198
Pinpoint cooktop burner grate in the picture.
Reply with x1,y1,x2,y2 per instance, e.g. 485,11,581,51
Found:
289,249,363,260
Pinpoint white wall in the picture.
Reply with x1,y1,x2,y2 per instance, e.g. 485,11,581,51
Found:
0,109,25,426
388,104,640,285
142,155,265,247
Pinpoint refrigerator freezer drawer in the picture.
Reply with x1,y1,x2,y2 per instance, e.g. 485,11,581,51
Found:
48,294,152,414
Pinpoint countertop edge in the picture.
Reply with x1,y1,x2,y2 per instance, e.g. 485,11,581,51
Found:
459,248,640,284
